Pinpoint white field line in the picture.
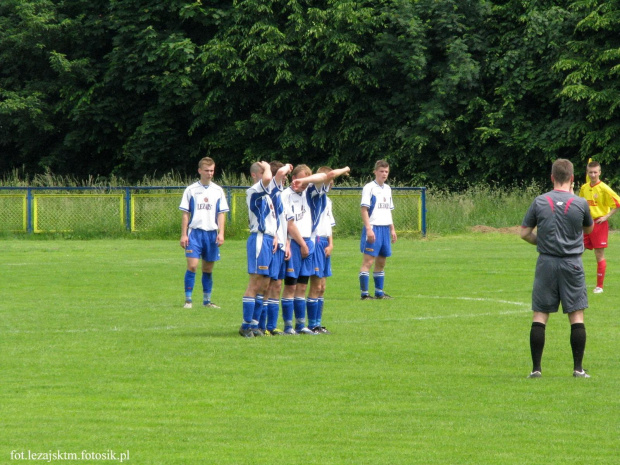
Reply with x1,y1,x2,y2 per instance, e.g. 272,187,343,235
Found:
2,295,530,335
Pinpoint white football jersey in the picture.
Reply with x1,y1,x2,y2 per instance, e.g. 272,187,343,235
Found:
361,181,394,226
281,184,327,238
269,178,289,248
315,197,335,237
179,181,229,232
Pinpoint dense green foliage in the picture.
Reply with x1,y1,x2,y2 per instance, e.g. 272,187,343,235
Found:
1,0,619,186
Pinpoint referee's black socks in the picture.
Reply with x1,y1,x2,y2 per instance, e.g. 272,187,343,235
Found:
570,323,586,372
529,322,546,373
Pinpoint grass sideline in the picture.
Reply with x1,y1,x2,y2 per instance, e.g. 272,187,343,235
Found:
1,234,618,464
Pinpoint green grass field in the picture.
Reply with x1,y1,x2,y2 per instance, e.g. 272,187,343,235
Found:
1,234,619,464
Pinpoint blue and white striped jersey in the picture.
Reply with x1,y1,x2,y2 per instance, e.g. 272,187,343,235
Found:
281,183,328,238
246,180,277,236
269,178,289,248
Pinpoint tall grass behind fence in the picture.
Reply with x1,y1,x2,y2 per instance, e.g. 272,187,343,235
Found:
2,169,617,237
427,182,542,235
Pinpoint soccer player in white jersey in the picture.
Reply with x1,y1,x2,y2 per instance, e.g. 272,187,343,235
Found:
307,166,338,333
289,165,350,333
240,161,277,338
280,164,317,335
261,161,293,336
179,157,229,309
359,160,397,299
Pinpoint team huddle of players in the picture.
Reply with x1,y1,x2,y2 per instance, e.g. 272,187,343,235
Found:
179,158,397,337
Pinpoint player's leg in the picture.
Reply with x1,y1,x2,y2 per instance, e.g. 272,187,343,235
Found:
201,230,221,307
529,311,549,377
201,260,218,307
594,248,606,292
373,226,393,299
359,253,375,299
183,230,203,308
241,232,273,337
184,257,200,308
528,255,558,378
359,226,377,299
373,255,388,298
294,277,315,334
568,310,588,376
589,221,608,293
313,276,328,333
307,275,322,331
266,278,283,334
281,278,297,334
560,256,589,377
241,273,269,337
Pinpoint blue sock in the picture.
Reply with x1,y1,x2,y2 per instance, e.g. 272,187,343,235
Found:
359,272,370,296
307,298,319,329
282,298,294,330
294,297,306,330
202,272,213,304
317,297,324,327
374,271,385,297
267,299,279,331
242,297,255,329
259,301,268,330
251,294,264,329
184,270,196,301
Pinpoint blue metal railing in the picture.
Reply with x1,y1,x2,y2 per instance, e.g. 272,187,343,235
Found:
0,185,427,236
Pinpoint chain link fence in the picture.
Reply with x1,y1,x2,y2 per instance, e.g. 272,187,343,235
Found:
0,186,426,237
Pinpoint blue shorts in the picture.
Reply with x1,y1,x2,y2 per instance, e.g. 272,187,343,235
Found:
185,229,220,262
360,225,392,258
313,236,332,278
247,232,275,276
285,238,315,279
269,247,286,280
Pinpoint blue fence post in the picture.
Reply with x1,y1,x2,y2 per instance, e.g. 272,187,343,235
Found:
421,187,427,237
26,187,33,234
125,187,131,231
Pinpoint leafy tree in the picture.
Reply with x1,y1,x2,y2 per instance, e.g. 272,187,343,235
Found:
555,0,620,181
475,0,578,185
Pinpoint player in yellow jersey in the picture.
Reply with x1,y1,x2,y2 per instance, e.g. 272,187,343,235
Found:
578,161,620,293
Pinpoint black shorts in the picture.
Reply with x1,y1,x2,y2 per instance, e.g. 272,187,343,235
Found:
532,254,588,313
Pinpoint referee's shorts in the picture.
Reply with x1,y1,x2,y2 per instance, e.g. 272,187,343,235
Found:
532,254,588,314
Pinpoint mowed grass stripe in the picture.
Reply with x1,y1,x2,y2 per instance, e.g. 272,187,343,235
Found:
1,235,618,464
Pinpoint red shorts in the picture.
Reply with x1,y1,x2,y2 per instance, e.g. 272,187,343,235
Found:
584,219,609,249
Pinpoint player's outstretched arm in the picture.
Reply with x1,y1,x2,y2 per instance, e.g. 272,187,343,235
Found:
292,166,350,190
